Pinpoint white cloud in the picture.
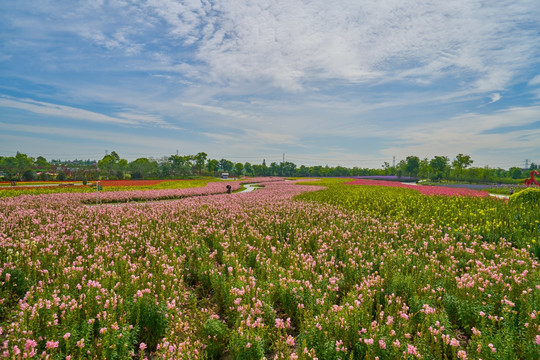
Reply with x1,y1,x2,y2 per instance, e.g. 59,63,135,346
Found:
489,93,502,104
142,0,540,93
0,96,175,129
529,75,540,86
382,105,540,164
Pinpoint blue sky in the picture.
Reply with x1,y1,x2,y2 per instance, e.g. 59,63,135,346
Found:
1,0,539,168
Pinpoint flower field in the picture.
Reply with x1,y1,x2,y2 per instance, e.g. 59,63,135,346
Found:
344,179,490,197
0,179,539,359
0,179,218,198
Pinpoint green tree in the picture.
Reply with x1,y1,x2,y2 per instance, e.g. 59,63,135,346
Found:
206,159,219,176
169,155,194,177
116,159,128,179
0,156,18,180
34,156,50,170
233,162,244,176
22,169,36,181
430,156,450,181
129,158,157,179
14,152,34,180
509,167,523,179
452,154,473,179
194,152,207,175
252,164,263,176
219,159,234,173
404,156,420,177
243,162,253,176
269,162,279,176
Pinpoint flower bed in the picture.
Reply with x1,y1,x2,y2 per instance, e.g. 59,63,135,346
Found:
346,178,490,197
0,179,538,359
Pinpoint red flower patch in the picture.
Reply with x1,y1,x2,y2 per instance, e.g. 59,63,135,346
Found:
345,179,489,197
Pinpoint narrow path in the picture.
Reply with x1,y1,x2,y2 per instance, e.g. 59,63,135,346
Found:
489,193,509,199
238,183,261,193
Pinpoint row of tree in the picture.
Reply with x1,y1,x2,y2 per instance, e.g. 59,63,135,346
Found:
390,154,537,182
0,151,537,183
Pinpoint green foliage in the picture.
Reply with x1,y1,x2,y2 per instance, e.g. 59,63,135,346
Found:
201,318,229,359
228,331,265,360
128,296,168,352
297,178,540,252
0,268,32,321
509,187,540,205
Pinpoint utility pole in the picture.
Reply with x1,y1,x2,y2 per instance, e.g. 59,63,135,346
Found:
283,153,285,163
393,156,395,168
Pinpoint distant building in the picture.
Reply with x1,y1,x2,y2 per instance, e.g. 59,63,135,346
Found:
221,172,229,179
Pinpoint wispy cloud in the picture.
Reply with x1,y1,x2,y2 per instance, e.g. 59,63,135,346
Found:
0,1,539,166
529,75,540,86
382,105,540,163
0,95,178,129
489,93,502,104
143,0,540,94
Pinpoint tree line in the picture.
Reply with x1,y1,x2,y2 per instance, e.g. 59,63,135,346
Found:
0,151,536,183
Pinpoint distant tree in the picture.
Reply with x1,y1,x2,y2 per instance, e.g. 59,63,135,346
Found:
509,167,523,179
452,154,473,179
116,159,128,179
417,158,430,178
234,163,244,176
269,162,279,176
129,158,157,179
206,159,219,176
98,154,118,179
194,152,207,175
382,161,394,175
22,169,36,181
34,156,50,170
252,164,263,176
15,152,34,179
243,162,253,176
430,156,450,181
280,162,297,177
530,162,538,170
404,156,420,177
262,159,268,176
169,155,194,177
0,157,18,180
219,159,234,173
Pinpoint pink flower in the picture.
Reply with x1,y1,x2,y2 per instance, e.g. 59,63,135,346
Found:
45,341,59,349
407,344,418,355
286,335,295,346
246,342,252,348
24,339,37,351
140,343,147,351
